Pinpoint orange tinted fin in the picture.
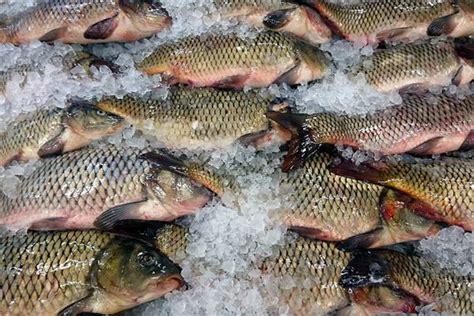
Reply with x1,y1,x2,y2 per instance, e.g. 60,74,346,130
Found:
330,159,388,184
84,14,119,40
213,74,250,89
39,27,68,42
427,11,460,36
266,111,318,172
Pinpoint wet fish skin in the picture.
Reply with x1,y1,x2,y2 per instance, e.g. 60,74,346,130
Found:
353,41,474,92
0,0,171,45
267,93,474,171
213,0,332,45
138,31,330,88
0,145,211,231
0,102,125,166
0,230,183,315
331,156,474,231
340,249,473,313
302,0,458,44
97,87,289,150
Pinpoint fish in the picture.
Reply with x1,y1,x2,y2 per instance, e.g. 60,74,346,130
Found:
352,40,474,93
281,151,441,246
96,87,290,150
261,235,417,314
0,230,184,315
300,0,470,44
340,249,473,313
266,93,474,172
331,156,474,231
138,31,330,88
0,51,115,95
0,100,125,166
212,0,332,45
0,0,171,45
428,0,474,38
0,145,212,231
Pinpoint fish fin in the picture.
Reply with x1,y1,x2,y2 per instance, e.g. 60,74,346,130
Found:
375,27,414,43
339,251,390,288
213,74,250,89
427,11,460,36
139,151,188,177
263,8,295,29
39,27,68,42
57,293,92,316
408,136,444,155
330,159,387,184
405,199,446,223
338,228,385,251
274,64,300,85
37,132,66,158
290,226,325,239
454,37,474,60
84,15,119,40
346,287,417,314
266,111,318,172
399,83,428,95
237,130,273,147
109,220,172,243
30,217,69,230
94,200,148,230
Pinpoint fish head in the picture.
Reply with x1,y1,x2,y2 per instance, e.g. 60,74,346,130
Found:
65,101,125,140
146,169,212,216
95,238,184,310
295,41,331,81
349,286,417,314
119,0,172,34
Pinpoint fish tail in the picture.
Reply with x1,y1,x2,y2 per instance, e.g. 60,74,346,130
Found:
339,250,391,289
266,111,319,172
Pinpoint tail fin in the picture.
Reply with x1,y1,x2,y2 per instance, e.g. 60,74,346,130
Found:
266,111,319,172
339,251,390,288
339,190,442,250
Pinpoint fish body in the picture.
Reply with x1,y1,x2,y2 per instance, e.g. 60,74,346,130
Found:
0,230,183,315
0,0,171,45
138,31,330,88
97,87,288,150
0,145,211,231
267,93,474,171
0,102,125,166
213,0,332,45
332,157,474,230
353,41,474,92
282,152,441,246
340,250,473,313
304,0,460,44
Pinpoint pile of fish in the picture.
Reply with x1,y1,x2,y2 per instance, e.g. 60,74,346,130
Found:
0,0,473,315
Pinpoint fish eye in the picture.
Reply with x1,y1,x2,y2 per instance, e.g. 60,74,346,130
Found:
96,110,106,116
138,251,157,267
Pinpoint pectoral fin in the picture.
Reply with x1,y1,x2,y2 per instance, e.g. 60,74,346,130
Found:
94,200,148,230
84,14,119,40
427,11,460,36
58,293,93,316
375,27,415,43
263,8,296,29
37,131,66,158
39,27,68,42
213,74,250,89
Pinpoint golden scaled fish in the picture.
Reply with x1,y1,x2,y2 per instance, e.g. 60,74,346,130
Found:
281,151,441,247
0,100,124,166
340,249,473,313
331,156,474,231
96,87,290,150
138,31,330,88
212,0,332,45
300,0,472,44
0,145,212,231
352,40,474,93
267,93,474,172
0,0,171,45
261,235,418,315
0,230,184,315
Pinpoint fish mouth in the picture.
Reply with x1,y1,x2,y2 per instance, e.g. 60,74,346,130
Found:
144,275,185,298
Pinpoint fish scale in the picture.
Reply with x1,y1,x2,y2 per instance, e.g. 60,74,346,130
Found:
310,0,457,43
282,152,383,241
138,31,329,88
97,87,283,150
354,41,462,92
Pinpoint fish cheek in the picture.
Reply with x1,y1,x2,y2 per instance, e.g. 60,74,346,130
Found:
84,15,119,40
